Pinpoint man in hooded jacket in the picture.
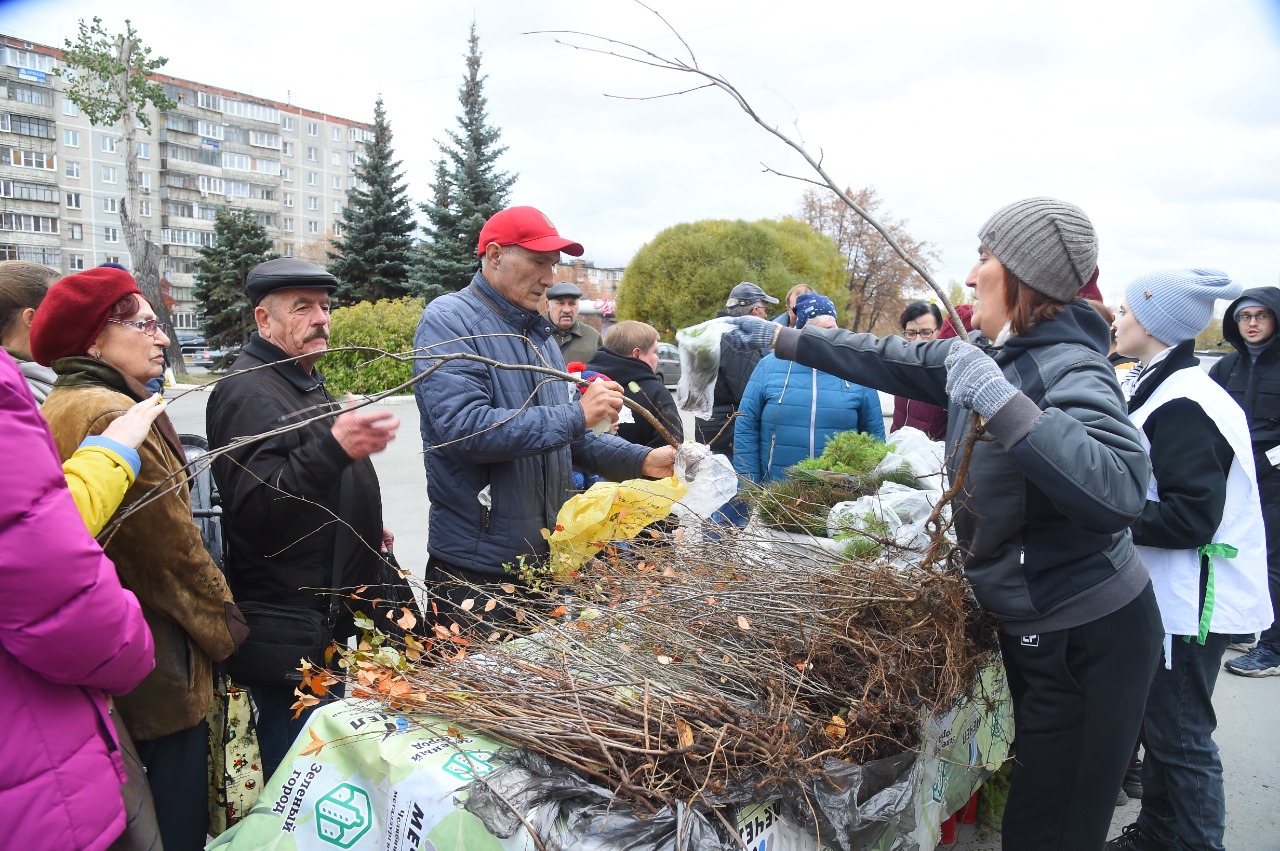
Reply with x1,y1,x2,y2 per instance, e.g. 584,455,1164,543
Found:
1209,285,1280,677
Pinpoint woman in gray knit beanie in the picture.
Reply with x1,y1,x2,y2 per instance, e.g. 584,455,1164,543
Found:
723,196,1162,850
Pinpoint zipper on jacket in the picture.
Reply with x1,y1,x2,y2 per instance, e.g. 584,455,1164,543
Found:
767,433,777,475
809,371,818,457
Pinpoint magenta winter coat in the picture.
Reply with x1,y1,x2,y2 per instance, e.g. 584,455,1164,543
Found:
0,351,154,851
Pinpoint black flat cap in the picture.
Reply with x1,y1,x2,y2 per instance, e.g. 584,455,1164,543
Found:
247,258,338,306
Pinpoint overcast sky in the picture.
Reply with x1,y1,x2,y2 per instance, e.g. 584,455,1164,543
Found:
5,0,1279,304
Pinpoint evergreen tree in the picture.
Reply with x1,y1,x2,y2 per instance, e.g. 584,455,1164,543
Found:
327,97,417,304
194,208,278,360
414,23,517,297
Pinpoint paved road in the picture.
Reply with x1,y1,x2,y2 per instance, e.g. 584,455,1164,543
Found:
166,385,1279,850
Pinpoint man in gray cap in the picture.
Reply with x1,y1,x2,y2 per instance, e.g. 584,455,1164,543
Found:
695,282,778,458
206,258,400,778
545,281,601,364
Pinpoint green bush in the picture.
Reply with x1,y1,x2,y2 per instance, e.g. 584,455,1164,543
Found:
323,296,424,395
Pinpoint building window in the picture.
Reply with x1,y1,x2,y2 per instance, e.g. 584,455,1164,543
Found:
66,192,81,209
62,98,80,116
65,160,81,179
331,175,342,190
100,135,117,153
103,197,118,214
282,243,294,257
0,213,59,234
307,171,318,186
140,172,152,191
282,166,293,182
136,142,150,159
333,222,344,237
331,127,341,142
306,196,318,211
307,220,320,235
69,253,85,271
283,217,294,232
283,192,294,207
332,200,342,214
139,200,152,217
104,255,122,265
282,116,295,131
282,141,294,157
5,113,56,138
104,226,119,243
306,146,318,161
63,129,80,147
66,223,83,240
102,166,118,183
7,148,55,170
307,122,318,137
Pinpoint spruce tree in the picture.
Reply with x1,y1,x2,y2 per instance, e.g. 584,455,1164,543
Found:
193,208,277,359
414,23,517,297
327,97,417,304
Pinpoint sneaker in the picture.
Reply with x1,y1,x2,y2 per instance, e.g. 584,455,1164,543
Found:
1224,643,1280,677
1122,757,1143,799
1228,634,1258,653
1105,823,1174,850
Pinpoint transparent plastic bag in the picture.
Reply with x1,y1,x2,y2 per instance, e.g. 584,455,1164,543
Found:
675,318,734,418
675,443,739,518
828,482,946,556
875,426,946,490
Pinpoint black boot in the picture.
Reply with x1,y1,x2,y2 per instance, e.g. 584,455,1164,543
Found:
1122,757,1143,799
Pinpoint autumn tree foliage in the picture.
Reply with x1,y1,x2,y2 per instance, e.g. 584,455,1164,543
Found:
799,187,937,336
57,18,180,367
618,218,845,335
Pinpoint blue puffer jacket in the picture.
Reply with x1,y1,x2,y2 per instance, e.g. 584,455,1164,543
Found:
413,272,650,576
733,354,884,484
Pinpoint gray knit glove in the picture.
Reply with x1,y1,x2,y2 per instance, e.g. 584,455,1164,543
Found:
722,316,779,352
944,340,1017,419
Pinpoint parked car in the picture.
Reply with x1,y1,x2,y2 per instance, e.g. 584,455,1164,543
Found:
655,342,682,388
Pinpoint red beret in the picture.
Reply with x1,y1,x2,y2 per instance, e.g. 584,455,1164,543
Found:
29,267,144,366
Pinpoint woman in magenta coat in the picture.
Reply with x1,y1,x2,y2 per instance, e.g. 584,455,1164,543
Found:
0,349,154,851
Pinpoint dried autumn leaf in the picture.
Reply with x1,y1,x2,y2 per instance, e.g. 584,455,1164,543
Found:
656,655,673,665
299,728,327,755
548,605,567,618
539,527,552,541
675,718,694,748
483,598,497,612
395,607,417,630
825,715,848,740
737,615,751,630
662,566,676,577
460,597,476,612
446,725,464,740
673,527,686,541
500,583,516,594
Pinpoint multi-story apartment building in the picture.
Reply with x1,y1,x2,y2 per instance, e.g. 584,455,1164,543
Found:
1,34,371,330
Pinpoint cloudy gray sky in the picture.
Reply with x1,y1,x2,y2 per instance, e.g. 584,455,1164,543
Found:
5,0,1279,303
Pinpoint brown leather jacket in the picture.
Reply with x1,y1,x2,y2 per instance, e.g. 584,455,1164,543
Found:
42,357,245,740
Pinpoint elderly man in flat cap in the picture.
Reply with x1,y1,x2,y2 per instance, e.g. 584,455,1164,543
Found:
206,258,399,778
544,281,601,364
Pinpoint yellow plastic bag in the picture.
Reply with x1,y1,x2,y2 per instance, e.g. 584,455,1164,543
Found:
549,476,687,574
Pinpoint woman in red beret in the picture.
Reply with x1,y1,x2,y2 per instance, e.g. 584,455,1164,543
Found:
31,266,248,850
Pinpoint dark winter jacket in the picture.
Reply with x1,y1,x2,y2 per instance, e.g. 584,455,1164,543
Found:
1209,287,1280,494
43,357,241,740
734,354,884,484
775,302,1151,635
414,272,650,576
207,334,384,633
585,345,683,449
695,338,761,456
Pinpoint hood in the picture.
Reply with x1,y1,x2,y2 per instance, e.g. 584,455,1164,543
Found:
994,301,1111,363
585,345,657,385
1219,286,1280,355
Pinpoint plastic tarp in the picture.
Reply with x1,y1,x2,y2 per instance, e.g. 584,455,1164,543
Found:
206,665,1009,851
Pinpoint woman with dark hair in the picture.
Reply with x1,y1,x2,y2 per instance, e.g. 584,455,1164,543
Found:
890,300,974,440
723,197,1162,849
30,266,247,849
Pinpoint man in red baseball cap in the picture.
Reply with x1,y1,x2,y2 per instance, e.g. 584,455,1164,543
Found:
413,207,675,627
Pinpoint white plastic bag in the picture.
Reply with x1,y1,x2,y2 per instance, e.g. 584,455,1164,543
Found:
674,443,738,518
675,318,734,418
875,426,946,490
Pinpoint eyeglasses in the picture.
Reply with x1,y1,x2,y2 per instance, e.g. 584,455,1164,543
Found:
1237,310,1274,325
106,318,169,337
904,327,938,340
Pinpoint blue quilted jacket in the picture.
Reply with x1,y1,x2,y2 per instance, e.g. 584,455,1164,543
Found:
733,354,884,484
413,272,649,576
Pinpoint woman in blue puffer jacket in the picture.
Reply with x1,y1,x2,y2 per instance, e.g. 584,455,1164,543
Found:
733,293,884,484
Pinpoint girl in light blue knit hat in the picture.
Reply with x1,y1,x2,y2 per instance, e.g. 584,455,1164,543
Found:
1106,269,1272,851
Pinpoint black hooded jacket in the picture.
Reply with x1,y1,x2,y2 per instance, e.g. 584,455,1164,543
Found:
584,346,684,449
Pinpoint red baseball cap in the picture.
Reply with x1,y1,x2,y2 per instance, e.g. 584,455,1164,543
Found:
476,206,584,257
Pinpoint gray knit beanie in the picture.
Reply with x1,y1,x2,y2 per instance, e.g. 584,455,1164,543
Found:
978,197,1098,302
1125,268,1241,346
